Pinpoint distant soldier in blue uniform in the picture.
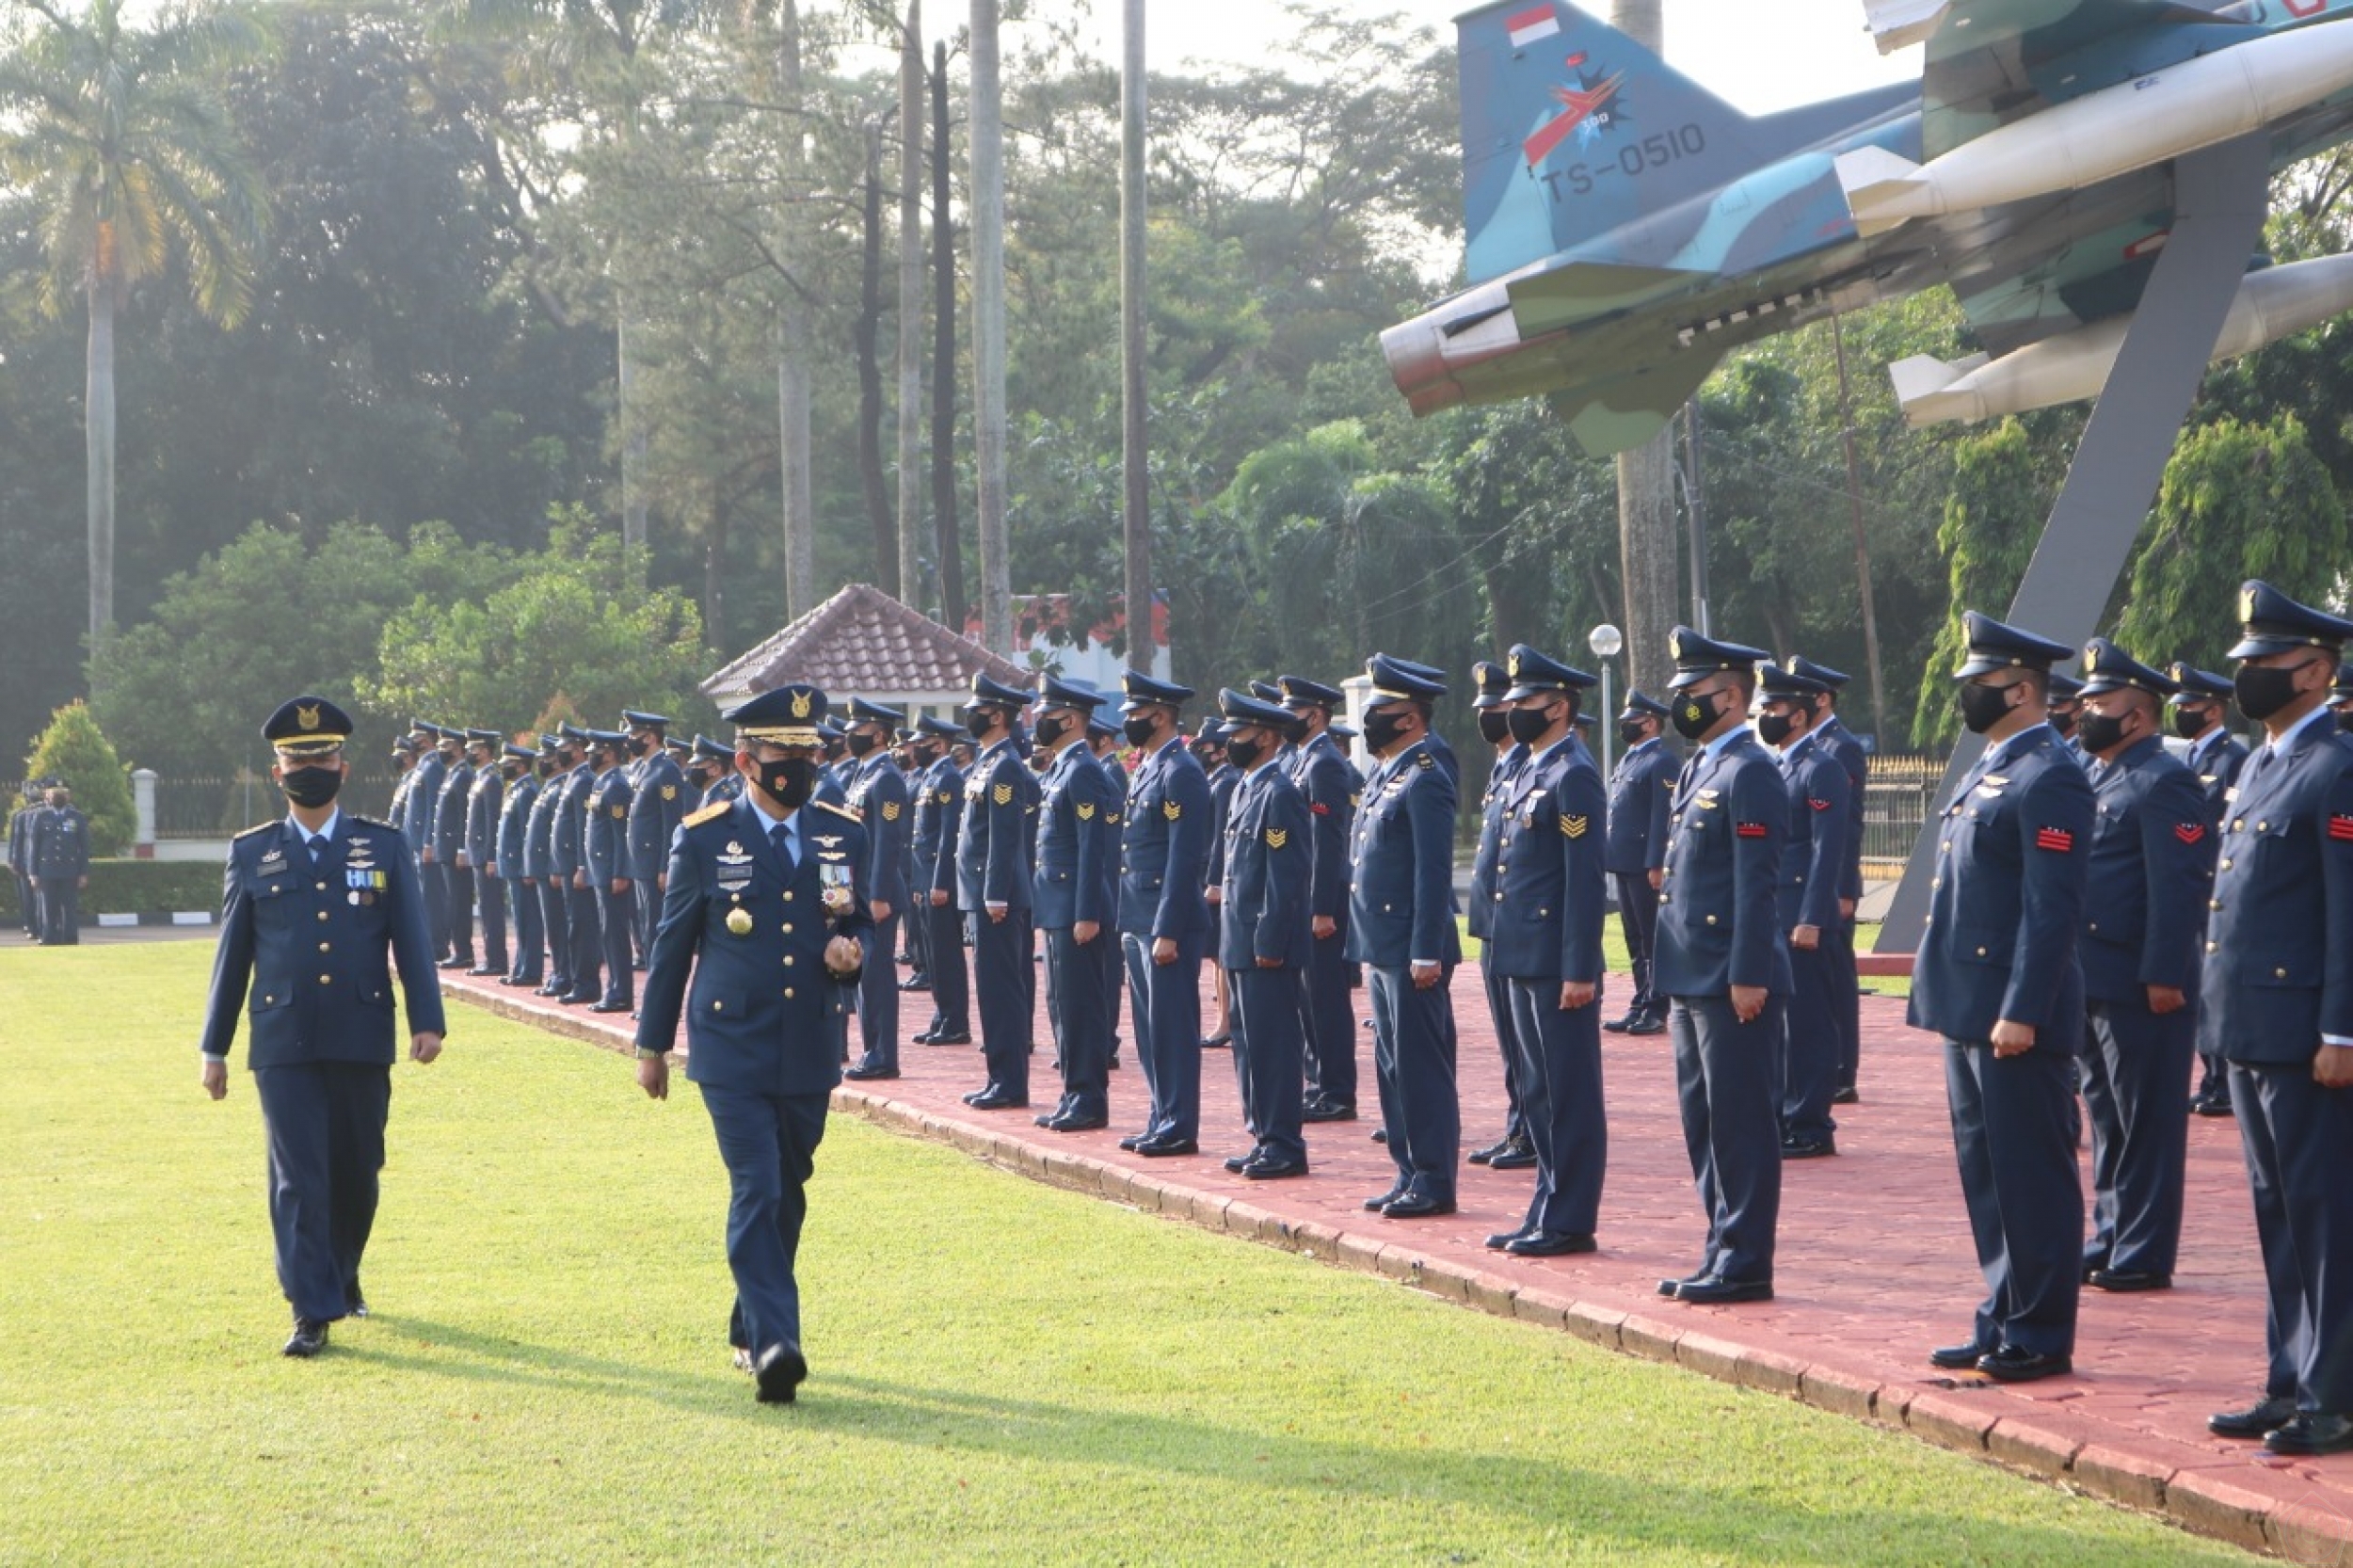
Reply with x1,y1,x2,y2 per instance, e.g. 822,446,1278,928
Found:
2068,640,2207,1296
1467,660,1533,1172
551,724,603,1005
1604,693,1676,1036
1213,689,1313,1178
460,729,506,977
842,698,912,1080
1196,723,1239,1051
582,728,636,1014
698,734,746,806
1482,647,1609,1256
404,720,449,953
199,696,445,1357
431,726,476,969
2046,671,2086,760
2199,584,2353,1456
909,716,972,1047
1026,677,1119,1131
625,710,688,970
1280,675,1363,1122
1348,654,1462,1219
1753,664,1849,1160
29,783,89,944
956,673,1040,1109
11,778,46,939
1114,672,1214,1156
2169,663,2250,1119
494,742,544,988
528,733,576,998
1653,629,1787,1305
1913,613,2094,1383
1788,657,1869,1103
632,682,872,1405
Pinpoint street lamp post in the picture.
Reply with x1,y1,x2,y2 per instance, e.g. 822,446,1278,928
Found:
1589,622,1624,779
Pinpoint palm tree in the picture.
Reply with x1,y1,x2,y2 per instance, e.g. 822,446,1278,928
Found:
0,0,270,665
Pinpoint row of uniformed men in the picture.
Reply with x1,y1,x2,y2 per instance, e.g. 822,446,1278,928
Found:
8,778,91,945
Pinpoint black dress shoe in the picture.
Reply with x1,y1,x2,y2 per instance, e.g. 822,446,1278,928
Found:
1364,1188,1406,1212
1487,1139,1537,1172
844,1064,901,1081
899,976,931,991
1241,1156,1307,1180
1200,1033,1231,1050
1929,1341,1989,1370
962,1089,991,1106
927,1031,972,1047
497,975,530,986
534,984,563,997
466,964,498,976
2193,1094,2234,1117
437,956,468,969
2209,1394,2298,1439
1673,1277,1773,1304
1371,1127,1389,1144
1830,1086,1860,1105
1485,1227,1527,1250
1780,1137,1836,1160
1657,1271,1710,1299
1381,1192,1456,1219
2265,1413,2353,1455
1976,1346,2072,1383
557,993,593,1006
1602,1013,1637,1033
1301,1101,1356,1123
1467,1139,1504,1166
2087,1267,2170,1292
589,1000,632,1014
968,1091,1028,1111
1034,1112,1058,1128
1224,1154,1255,1174
1046,1112,1107,1132
1118,1133,1147,1151
1135,1135,1199,1158
1625,1016,1668,1036
754,1341,808,1404
1507,1230,1597,1257
282,1320,330,1358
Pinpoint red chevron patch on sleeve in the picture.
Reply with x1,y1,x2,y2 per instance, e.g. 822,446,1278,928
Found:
2330,815,2353,842
1736,822,1768,839
1309,802,1330,817
2174,822,2206,845
2036,826,2075,853
1809,797,1833,812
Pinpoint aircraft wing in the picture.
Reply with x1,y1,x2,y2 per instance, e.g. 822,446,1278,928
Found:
1551,343,1729,457
1943,209,2196,356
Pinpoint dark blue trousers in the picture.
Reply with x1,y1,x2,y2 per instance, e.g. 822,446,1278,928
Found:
595,883,634,1006
968,909,1031,1100
1125,929,1207,1142
15,871,40,937
1231,965,1305,1165
856,912,901,1071
1507,979,1605,1236
1945,1040,2081,1357
1481,959,1526,1143
1300,921,1356,1109
699,1084,828,1355
2230,1061,2353,1412
2084,998,2194,1276
445,864,475,964
633,878,656,968
254,1061,391,1324
475,869,508,973
508,873,545,984
422,860,451,957
1780,941,1841,1144
1045,926,1110,1121
38,880,78,943
1367,964,1458,1203
536,878,571,991
565,881,602,1001
1102,932,1126,1058
1612,872,1660,1019
1671,993,1784,1286
923,900,969,1034
1830,913,1862,1092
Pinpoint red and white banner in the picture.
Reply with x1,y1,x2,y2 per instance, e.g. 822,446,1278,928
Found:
1506,6,1561,48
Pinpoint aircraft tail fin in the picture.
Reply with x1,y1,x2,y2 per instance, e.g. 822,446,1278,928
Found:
1832,145,1925,237
1888,351,1988,426
1458,1,1751,284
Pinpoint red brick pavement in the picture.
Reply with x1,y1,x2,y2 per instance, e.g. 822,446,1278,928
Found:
449,959,2353,1560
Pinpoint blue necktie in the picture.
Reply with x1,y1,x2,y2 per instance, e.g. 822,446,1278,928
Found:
307,834,326,865
771,820,796,870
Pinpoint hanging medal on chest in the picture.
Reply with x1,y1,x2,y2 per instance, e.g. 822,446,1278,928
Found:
726,905,755,936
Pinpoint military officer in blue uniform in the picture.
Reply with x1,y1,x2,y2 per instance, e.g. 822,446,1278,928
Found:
2046,671,2087,758
200,696,446,1357
1653,630,1787,1304
1604,693,1676,1036
529,733,576,997
1481,647,1609,1256
384,738,419,892
625,710,688,969
1348,655,1463,1218
1280,675,1363,1122
1028,676,1120,1130
2067,639,2208,1295
404,720,449,952
1115,671,1214,1155
552,724,603,1003
2198,584,2353,1455
460,729,507,977
1196,721,1239,1051
30,783,89,944
1467,660,1535,1172
956,673,1040,1109
633,683,871,1404
842,698,912,1080
1754,664,1849,1160
700,735,747,805
431,726,476,968
910,715,972,1046
10,779,45,940
2169,662,2249,1118
582,729,636,1013
1214,689,1313,1177
494,741,544,988
1912,613,2094,1382
1788,657,1869,1103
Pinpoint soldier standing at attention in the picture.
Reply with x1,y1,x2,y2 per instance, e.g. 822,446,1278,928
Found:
2169,663,2249,1118
843,698,911,1080
30,784,89,945
461,729,507,978
1603,694,1676,1037
1196,723,1240,1051
1031,677,1120,1132
2200,584,2353,1456
632,683,870,1405
1913,613,2093,1383
1213,688,1313,1179
582,729,636,1015
11,780,48,941
909,716,972,1048
1279,675,1363,1123
2070,640,2207,1296
495,742,544,989
200,697,444,1357
956,674,1041,1110
625,711,687,971
1467,660,1533,1172
1753,664,1849,1160
1115,672,1213,1157
1788,658,1869,1105
403,720,448,955
432,726,476,970
1349,654,1462,1219
528,734,575,999
552,725,602,1006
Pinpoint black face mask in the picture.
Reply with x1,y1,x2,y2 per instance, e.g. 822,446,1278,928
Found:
964,707,998,741
2234,662,2312,723
1362,709,1412,755
1035,712,1073,748
684,766,712,792
846,729,878,759
1670,691,1721,742
760,757,817,808
280,766,344,809
2075,710,2130,755
1122,714,1160,748
2048,708,2078,739
2170,705,2211,740
1506,706,1555,745
629,733,652,758
1618,720,1648,747
1476,709,1511,745
1225,735,1264,770
1958,682,2017,735
536,758,556,777
1755,710,1796,748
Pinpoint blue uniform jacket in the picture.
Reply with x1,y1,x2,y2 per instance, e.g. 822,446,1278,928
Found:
30,807,89,877
1034,745,1118,930
2200,716,2353,1064
1219,763,1312,970
1908,725,2094,1045
913,755,964,893
403,753,444,855
1775,735,1849,935
1289,732,1360,921
848,753,911,910
1482,737,1609,983
1654,730,1791,998
1604,737,1677,876
633,794,872,1095
584,766,634,884
1118,739,1212,939
1202,762,1241,888
2078,735,2210,1005
497,774,538,879
1467,744,1527,943
1344,737,1462,968
200,814,447,1065
432,760,472,861
627,751,688,883
547,764,590,877
1817,715,1870,904
956,738,1038,912
464,765,503,869
2184,729,2250,886
523,772,562,879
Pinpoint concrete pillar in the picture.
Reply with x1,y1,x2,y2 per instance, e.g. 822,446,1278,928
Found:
133,768,156,859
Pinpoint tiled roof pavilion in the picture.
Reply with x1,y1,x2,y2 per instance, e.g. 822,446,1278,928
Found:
701,583,1032,713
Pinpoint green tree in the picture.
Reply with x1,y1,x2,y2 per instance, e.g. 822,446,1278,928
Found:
1913,419,2053,747
18,699,135,856
0,0,271,664
2115,415,2348,666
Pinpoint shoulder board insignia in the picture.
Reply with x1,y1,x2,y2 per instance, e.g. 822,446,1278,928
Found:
682,802,731,828
1417,752,1434,769
1265,827,1289,849
1561,814,1590,839
882,801,902,822
1162,800,1181,820
993,783,1015,806
232,820,280,840
1077,801,1095,820
352,815,399,832
815,799,862,824
661,784,677,801
1735,822,1769,839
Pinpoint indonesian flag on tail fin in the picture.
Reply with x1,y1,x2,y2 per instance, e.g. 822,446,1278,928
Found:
1507,5,1561,48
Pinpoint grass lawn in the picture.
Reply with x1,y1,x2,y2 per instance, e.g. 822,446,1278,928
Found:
0,942,2224,1564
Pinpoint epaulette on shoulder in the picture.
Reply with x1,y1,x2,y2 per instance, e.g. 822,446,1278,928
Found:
232,820,280,840
814,798,863,824
350,814,399,832
682,800,731,828
1417,751,1435,770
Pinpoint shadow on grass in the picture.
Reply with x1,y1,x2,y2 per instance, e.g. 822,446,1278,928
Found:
360,1317,2223,1567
